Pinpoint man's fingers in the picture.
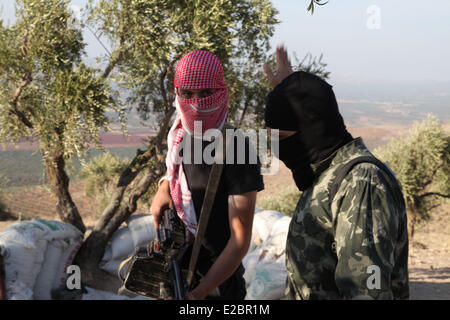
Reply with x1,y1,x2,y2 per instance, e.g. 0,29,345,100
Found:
263,63,274,78
263,63,277,88
153,212,160,230
277,45,292,72
276,45,284,72
151,205,161,230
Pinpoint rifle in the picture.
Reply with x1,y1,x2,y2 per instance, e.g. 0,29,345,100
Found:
0,250,6,300
118,208,195,300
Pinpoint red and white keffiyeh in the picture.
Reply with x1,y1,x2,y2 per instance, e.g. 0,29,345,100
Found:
166,50,229,235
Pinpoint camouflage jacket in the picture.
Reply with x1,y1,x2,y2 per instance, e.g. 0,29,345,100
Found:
286,137,409,300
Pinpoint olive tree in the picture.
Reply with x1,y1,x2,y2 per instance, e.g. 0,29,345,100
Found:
374,114,450,239
0,0,123,233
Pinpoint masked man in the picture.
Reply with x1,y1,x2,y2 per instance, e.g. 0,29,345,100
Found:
150,50,264,300
263,46,409,299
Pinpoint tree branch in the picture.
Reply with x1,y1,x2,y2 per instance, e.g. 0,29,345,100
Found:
85,24,112,58
9,29,33,128
160,67,168,110
418,192,450,200
422,163,444,189
238,95,252,128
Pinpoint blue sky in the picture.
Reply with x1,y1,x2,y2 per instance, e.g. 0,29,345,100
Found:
270,0,450,86
1,0,450,99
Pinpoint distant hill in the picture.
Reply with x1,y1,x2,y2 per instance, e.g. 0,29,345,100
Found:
332,79,450,127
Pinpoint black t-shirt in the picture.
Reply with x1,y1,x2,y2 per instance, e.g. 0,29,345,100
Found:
180,128,264,279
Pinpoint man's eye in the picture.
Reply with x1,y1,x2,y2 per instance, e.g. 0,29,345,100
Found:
201,90,214,98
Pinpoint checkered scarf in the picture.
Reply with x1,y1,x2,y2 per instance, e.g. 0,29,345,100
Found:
166,50,228,235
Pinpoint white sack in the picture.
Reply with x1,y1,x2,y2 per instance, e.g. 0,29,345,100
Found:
82,286,150,300
33,240,64,300
265,215,291,257
108,226,134,261
99,259,128,279
0,229,48,293
252,210,284,243
242,247,264,288
6,280,34,300
31,219,82,241
53,237,83,290
245,255,287,300
126,214,155,249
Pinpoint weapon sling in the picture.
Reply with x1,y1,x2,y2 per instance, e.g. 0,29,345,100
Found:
185,123,232,289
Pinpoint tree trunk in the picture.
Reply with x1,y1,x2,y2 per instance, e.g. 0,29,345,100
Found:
74,155,166,287
407,203,418,241
74,109,174,285
237,97,251,128
45,154,86,234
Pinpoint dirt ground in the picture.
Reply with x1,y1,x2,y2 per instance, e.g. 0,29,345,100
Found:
407,205,450,300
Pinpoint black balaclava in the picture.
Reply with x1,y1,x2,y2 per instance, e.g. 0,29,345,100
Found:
265,71,353,191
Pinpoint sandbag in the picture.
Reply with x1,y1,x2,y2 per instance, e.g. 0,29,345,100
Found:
108,226,134,261
0,219,84,300
248,221,263,253
32,220,83,296
242,247,265,288
53,237,83,290
102,245,112,262
245,254,287,300
31,219,82,241
252,210,284,243
33,240,64,300
0,224,48,294
82,286,151,300
6,280,33,300
270,215,291,237
126,214,155,249
99,259,127,279
0,221,48,249
265,215,291,257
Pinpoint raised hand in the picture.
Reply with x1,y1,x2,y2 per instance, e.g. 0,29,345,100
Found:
263,44,293,88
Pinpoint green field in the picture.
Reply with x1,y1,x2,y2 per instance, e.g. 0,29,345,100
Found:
0,147,141,188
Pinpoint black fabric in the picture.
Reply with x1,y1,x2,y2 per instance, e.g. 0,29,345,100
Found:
180,129,264,298
265,71,353,190
278,131,315,191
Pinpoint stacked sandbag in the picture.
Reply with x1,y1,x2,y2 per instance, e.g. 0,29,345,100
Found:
99,226,134,278
82,286,150,300
99,213,156,278
243,210,291,300
33,220,83,299
0,219,83,300
0,222,47,300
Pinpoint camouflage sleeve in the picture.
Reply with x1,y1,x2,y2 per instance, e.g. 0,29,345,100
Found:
332,163,402,300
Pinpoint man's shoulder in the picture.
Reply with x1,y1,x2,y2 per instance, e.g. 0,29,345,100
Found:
312,138,372,190
331,137,372,166
330,157,406,218
314,138,402,204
